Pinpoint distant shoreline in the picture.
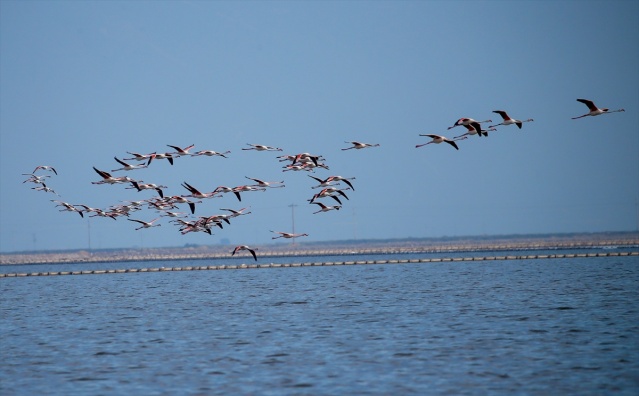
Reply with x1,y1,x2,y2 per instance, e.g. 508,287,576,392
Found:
2,232,638,266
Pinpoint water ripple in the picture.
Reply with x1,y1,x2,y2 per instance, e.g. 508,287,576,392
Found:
1,255,638,395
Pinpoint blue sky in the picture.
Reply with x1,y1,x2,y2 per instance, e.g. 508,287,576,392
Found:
1,1,637,253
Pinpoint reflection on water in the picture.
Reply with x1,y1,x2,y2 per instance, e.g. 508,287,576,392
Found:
1,253,638,395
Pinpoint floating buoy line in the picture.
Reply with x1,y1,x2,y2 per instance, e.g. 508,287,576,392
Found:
1,251,636,278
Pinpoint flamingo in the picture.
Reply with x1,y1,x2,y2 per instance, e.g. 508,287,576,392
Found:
323,176,356,191
178,221,213,235
309,187,348,205
52,200,84,217
282,164,313,172
312,202,341,214
416,134,466,150
148,152,174,165
453,124,495,139
301,161,329,171
185,226,213,235
291,153,321,166
158,211,188,218
112,157,148,172
146,198,178,211
245,176,285,188
33,165,57,175
271,231,309,239
231,245,258,261
167,144,195,157
231,185,267,202
89,209,118,220
447,118,492,135
342,141,380,150
221,207,252,217
196,215,228,229
127,217,162,230
572,98,625,119
308,175,355,190
205,213,233,226
124,152,156,164
108,204,137,217
181,182,219,199
489,110,534,129
242,143,283,151
193,150,230,158
213,186,234,195
91,167,134,185
166,195,200,214
76,204,102,215
22,173,51,184
129,180,166,198
308,175,336,189
31,183,60,196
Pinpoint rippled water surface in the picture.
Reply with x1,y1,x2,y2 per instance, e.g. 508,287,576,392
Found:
1,254,638,395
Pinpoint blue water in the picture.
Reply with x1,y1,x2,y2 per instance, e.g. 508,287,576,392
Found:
1,253,638,395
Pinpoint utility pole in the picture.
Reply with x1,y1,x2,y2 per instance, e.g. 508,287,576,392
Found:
289,203,298,245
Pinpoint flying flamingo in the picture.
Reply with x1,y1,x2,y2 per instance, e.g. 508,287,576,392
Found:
453,124,495,139
129,180,166,198
33,165,57,175
290,153,321,166
323,176,356,191
127,217,162,230
231,185,267,202
88,209,118,220
213,186,234,195
76,204,102,215
112,157,148,172
124,152,156,164
91,167,134,185
220,207,252,217
31,183,60,196
312,202,341,214
245,176,285,188
572,98,625,119
22,173,51,184
181,182,219,199
148,152,174,165
416,134,466,150
447,118,492,136
166,195,200,214
193,150,230,158
52,200,84,217
308,175,337,189
231,245,258,261
271,231,309,239
309,187,349,205
301,161,329,171
342,141,380,150
176,219,213,235
167,144,195,157
282,164,313,172
147,198,176,211
242,144,283,151
158,211,188,218
308,175,356,190
489,110,534,129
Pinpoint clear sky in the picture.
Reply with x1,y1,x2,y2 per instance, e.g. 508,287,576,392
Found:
1,1,638,253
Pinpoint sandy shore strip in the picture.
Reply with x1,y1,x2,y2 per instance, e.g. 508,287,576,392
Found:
2,232,637,266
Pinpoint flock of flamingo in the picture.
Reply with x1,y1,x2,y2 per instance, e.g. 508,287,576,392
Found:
23,99,625,260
